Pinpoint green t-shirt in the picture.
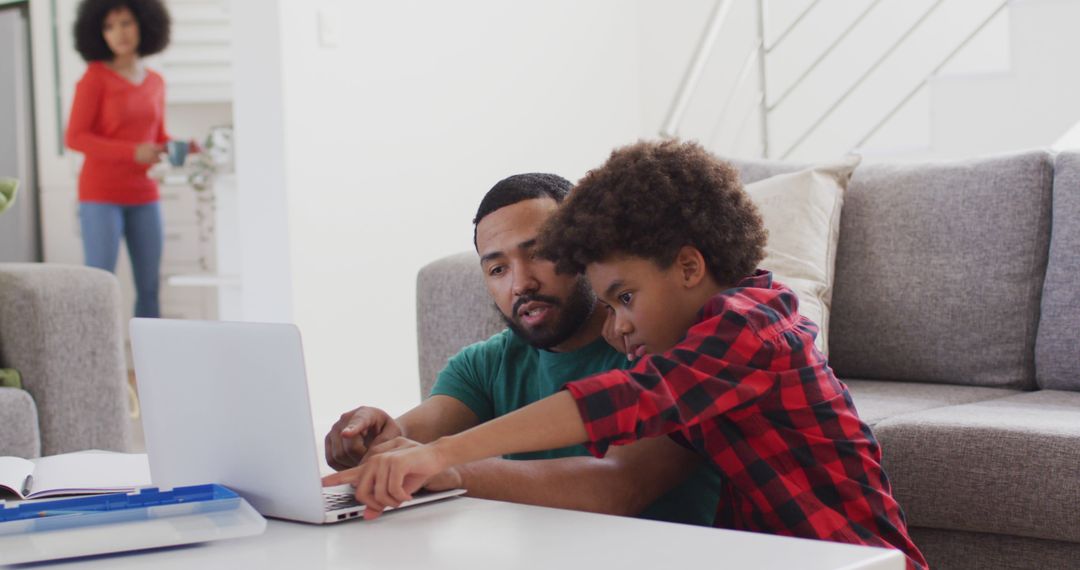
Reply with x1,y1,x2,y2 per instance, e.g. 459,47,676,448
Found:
429,329,722,527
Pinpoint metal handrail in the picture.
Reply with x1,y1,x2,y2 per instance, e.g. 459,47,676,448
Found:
767,0,884,113
660,0,735,138
854,0,1011,149
708,44,762,146
764,0,822,54
779,0,946,159
754,0,770,157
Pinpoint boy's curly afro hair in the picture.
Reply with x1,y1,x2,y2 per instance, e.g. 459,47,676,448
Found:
537,139,767,286
74,0,171,62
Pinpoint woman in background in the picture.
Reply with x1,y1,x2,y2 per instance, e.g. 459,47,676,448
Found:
66,0,175,318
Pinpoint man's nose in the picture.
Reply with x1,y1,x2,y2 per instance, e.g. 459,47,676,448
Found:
511,266,540,297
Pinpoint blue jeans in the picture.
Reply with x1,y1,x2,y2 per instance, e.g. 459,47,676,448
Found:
79,201,163,318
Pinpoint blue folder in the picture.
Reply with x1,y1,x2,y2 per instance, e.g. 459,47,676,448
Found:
0,484,266,564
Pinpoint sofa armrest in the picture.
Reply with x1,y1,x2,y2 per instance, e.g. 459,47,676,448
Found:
0,387,40,457
416,252,505,398
0,263,132,455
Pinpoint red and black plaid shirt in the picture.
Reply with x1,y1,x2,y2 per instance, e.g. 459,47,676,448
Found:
565,270,927,570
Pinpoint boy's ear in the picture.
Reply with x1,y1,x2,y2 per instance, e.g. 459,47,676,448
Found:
675,246,708,288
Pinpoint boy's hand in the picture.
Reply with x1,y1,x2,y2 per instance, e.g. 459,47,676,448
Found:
324,406,402,470
364,436,464,491
322,443,449,520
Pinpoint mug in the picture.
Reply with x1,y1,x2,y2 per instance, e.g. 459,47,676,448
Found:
166,140,190,167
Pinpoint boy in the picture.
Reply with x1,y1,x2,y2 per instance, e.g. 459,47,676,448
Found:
326,141,927,570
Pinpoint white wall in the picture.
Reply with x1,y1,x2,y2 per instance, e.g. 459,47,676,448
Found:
231,1,294,325
1056,120,1080,152
233,0,643,427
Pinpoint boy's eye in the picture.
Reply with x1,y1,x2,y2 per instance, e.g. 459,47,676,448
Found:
618,292,633,306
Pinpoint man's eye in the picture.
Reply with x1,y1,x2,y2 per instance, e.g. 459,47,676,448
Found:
618,292,633,306
488,266,505,277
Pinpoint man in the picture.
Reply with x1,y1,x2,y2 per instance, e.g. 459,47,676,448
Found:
323,173,720,524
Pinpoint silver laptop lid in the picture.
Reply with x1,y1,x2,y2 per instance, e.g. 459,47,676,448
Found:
131,318,326,523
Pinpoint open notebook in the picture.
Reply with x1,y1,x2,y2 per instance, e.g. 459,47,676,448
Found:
0,451,150,500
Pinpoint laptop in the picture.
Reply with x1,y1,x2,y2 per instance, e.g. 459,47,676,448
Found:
130,318,465,524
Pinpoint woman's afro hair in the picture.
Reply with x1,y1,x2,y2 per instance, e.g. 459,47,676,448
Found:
74,0,171,61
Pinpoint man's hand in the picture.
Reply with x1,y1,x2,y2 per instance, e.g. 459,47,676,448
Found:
324,406,403,471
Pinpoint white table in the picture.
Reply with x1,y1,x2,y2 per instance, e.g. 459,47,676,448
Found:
17,497,904,569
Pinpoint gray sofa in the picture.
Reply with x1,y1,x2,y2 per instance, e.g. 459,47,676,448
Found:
416,150,1080,570
0,264,133,458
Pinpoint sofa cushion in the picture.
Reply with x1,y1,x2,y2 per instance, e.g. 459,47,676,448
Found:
0,387,40,458
727,157,803,184
909,527,1080,570
1036,152,1080,391
873,390,1080,543
843,378,1018,426
830,151,1053,389
744,157,860,355
728,152,1053,389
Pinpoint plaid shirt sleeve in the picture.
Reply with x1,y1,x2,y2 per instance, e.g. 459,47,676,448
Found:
564,314,778,458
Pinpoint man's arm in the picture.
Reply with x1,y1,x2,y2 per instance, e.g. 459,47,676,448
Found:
396,395,481,443
452,436,702,517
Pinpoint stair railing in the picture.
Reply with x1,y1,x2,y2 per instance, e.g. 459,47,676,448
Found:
853,0,1011,149
660,0,1012,159
659,0,736,139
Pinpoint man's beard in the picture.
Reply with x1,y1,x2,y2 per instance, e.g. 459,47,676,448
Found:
499,277,596,350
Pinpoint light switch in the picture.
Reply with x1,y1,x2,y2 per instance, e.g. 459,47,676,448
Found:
317,8,340,49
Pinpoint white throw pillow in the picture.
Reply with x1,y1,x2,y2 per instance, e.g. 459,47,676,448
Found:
743,156,861,356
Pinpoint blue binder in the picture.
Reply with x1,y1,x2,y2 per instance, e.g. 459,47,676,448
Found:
0,484,266,564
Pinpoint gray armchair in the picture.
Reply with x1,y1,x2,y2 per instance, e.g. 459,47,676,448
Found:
416,252,503,399
0,263,132,457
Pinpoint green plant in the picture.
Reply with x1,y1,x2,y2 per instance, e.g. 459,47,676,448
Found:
0,178,18,215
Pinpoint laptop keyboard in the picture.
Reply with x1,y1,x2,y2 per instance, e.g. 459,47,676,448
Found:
323,491,362,512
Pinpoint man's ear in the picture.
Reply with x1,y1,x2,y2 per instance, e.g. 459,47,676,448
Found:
675,246,708,288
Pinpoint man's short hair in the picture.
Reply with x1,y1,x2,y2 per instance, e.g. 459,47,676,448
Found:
74,0,172,62
537,140,767,286
473,173,572,248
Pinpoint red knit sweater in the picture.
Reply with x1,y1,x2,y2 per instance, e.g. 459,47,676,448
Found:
66,62,168,205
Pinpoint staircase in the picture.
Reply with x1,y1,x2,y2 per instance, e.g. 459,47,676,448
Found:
658,0,1080,162
925,0,1080,160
